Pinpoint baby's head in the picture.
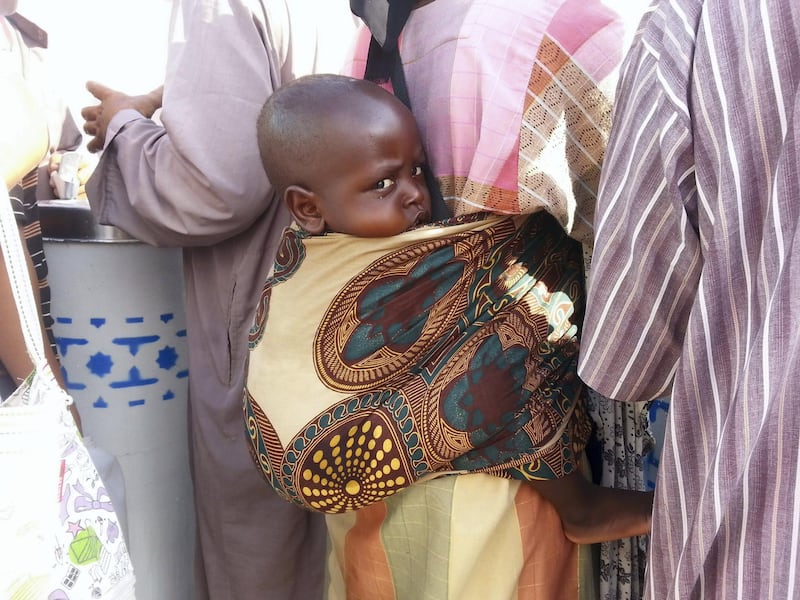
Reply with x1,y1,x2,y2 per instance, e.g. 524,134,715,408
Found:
257,74,432,237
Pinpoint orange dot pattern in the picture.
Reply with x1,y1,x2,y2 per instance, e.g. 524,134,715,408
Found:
299,421,408,512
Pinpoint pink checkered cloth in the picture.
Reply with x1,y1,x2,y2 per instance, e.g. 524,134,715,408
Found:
346,0,631,247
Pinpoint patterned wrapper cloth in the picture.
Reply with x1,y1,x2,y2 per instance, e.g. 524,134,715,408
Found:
246,212,597,600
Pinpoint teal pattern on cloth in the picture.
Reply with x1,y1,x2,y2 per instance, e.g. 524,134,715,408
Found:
245,212,591,514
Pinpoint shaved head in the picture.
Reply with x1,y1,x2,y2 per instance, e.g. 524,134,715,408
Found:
256,74,409,196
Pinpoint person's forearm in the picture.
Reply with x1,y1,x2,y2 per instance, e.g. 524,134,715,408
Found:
1,74,48,188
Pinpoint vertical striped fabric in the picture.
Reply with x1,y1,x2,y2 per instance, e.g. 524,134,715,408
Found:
578,0,800,598
324,474,598,600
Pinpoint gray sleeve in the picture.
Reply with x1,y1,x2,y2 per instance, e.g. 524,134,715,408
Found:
86,0,283,248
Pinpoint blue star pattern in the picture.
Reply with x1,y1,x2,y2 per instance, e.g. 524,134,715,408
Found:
53,312,189,411
157,346,179,370
87,352,113,377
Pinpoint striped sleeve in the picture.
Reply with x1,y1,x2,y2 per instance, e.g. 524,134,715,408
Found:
577,6,702,403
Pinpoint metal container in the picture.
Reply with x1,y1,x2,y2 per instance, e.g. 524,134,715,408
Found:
41,199,195,600
38,198,132,241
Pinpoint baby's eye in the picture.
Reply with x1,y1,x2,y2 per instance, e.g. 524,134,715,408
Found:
411,165,424,177
376,178,395,190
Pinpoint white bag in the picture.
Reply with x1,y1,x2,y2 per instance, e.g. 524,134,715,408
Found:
0,186,136,599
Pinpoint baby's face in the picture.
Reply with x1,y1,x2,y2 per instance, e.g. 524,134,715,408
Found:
314,102,432,237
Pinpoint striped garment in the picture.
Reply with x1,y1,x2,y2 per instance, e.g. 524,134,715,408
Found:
578,0,800,598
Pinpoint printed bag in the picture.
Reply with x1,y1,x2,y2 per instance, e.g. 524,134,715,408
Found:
0,185,136,599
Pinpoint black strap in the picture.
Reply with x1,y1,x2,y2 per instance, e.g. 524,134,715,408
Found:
351,0,450,221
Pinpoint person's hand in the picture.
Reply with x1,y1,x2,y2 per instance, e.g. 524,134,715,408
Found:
48,151,95,199
81,81,164,153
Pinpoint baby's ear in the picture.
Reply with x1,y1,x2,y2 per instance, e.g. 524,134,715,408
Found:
284,185,325,234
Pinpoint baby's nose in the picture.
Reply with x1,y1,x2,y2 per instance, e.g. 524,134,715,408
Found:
402,179,426,206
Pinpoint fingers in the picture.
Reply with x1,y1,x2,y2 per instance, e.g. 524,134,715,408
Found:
86,136,104,154
82,118,103,152
82,81,145,153
83,119,99,137
48,152,62,173
81,104,100,122
85,80,113,101
81,99,103,152
81,103,101,144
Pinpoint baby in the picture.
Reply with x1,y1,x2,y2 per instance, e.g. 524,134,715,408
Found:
258,74,431,239
247,73,652,544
